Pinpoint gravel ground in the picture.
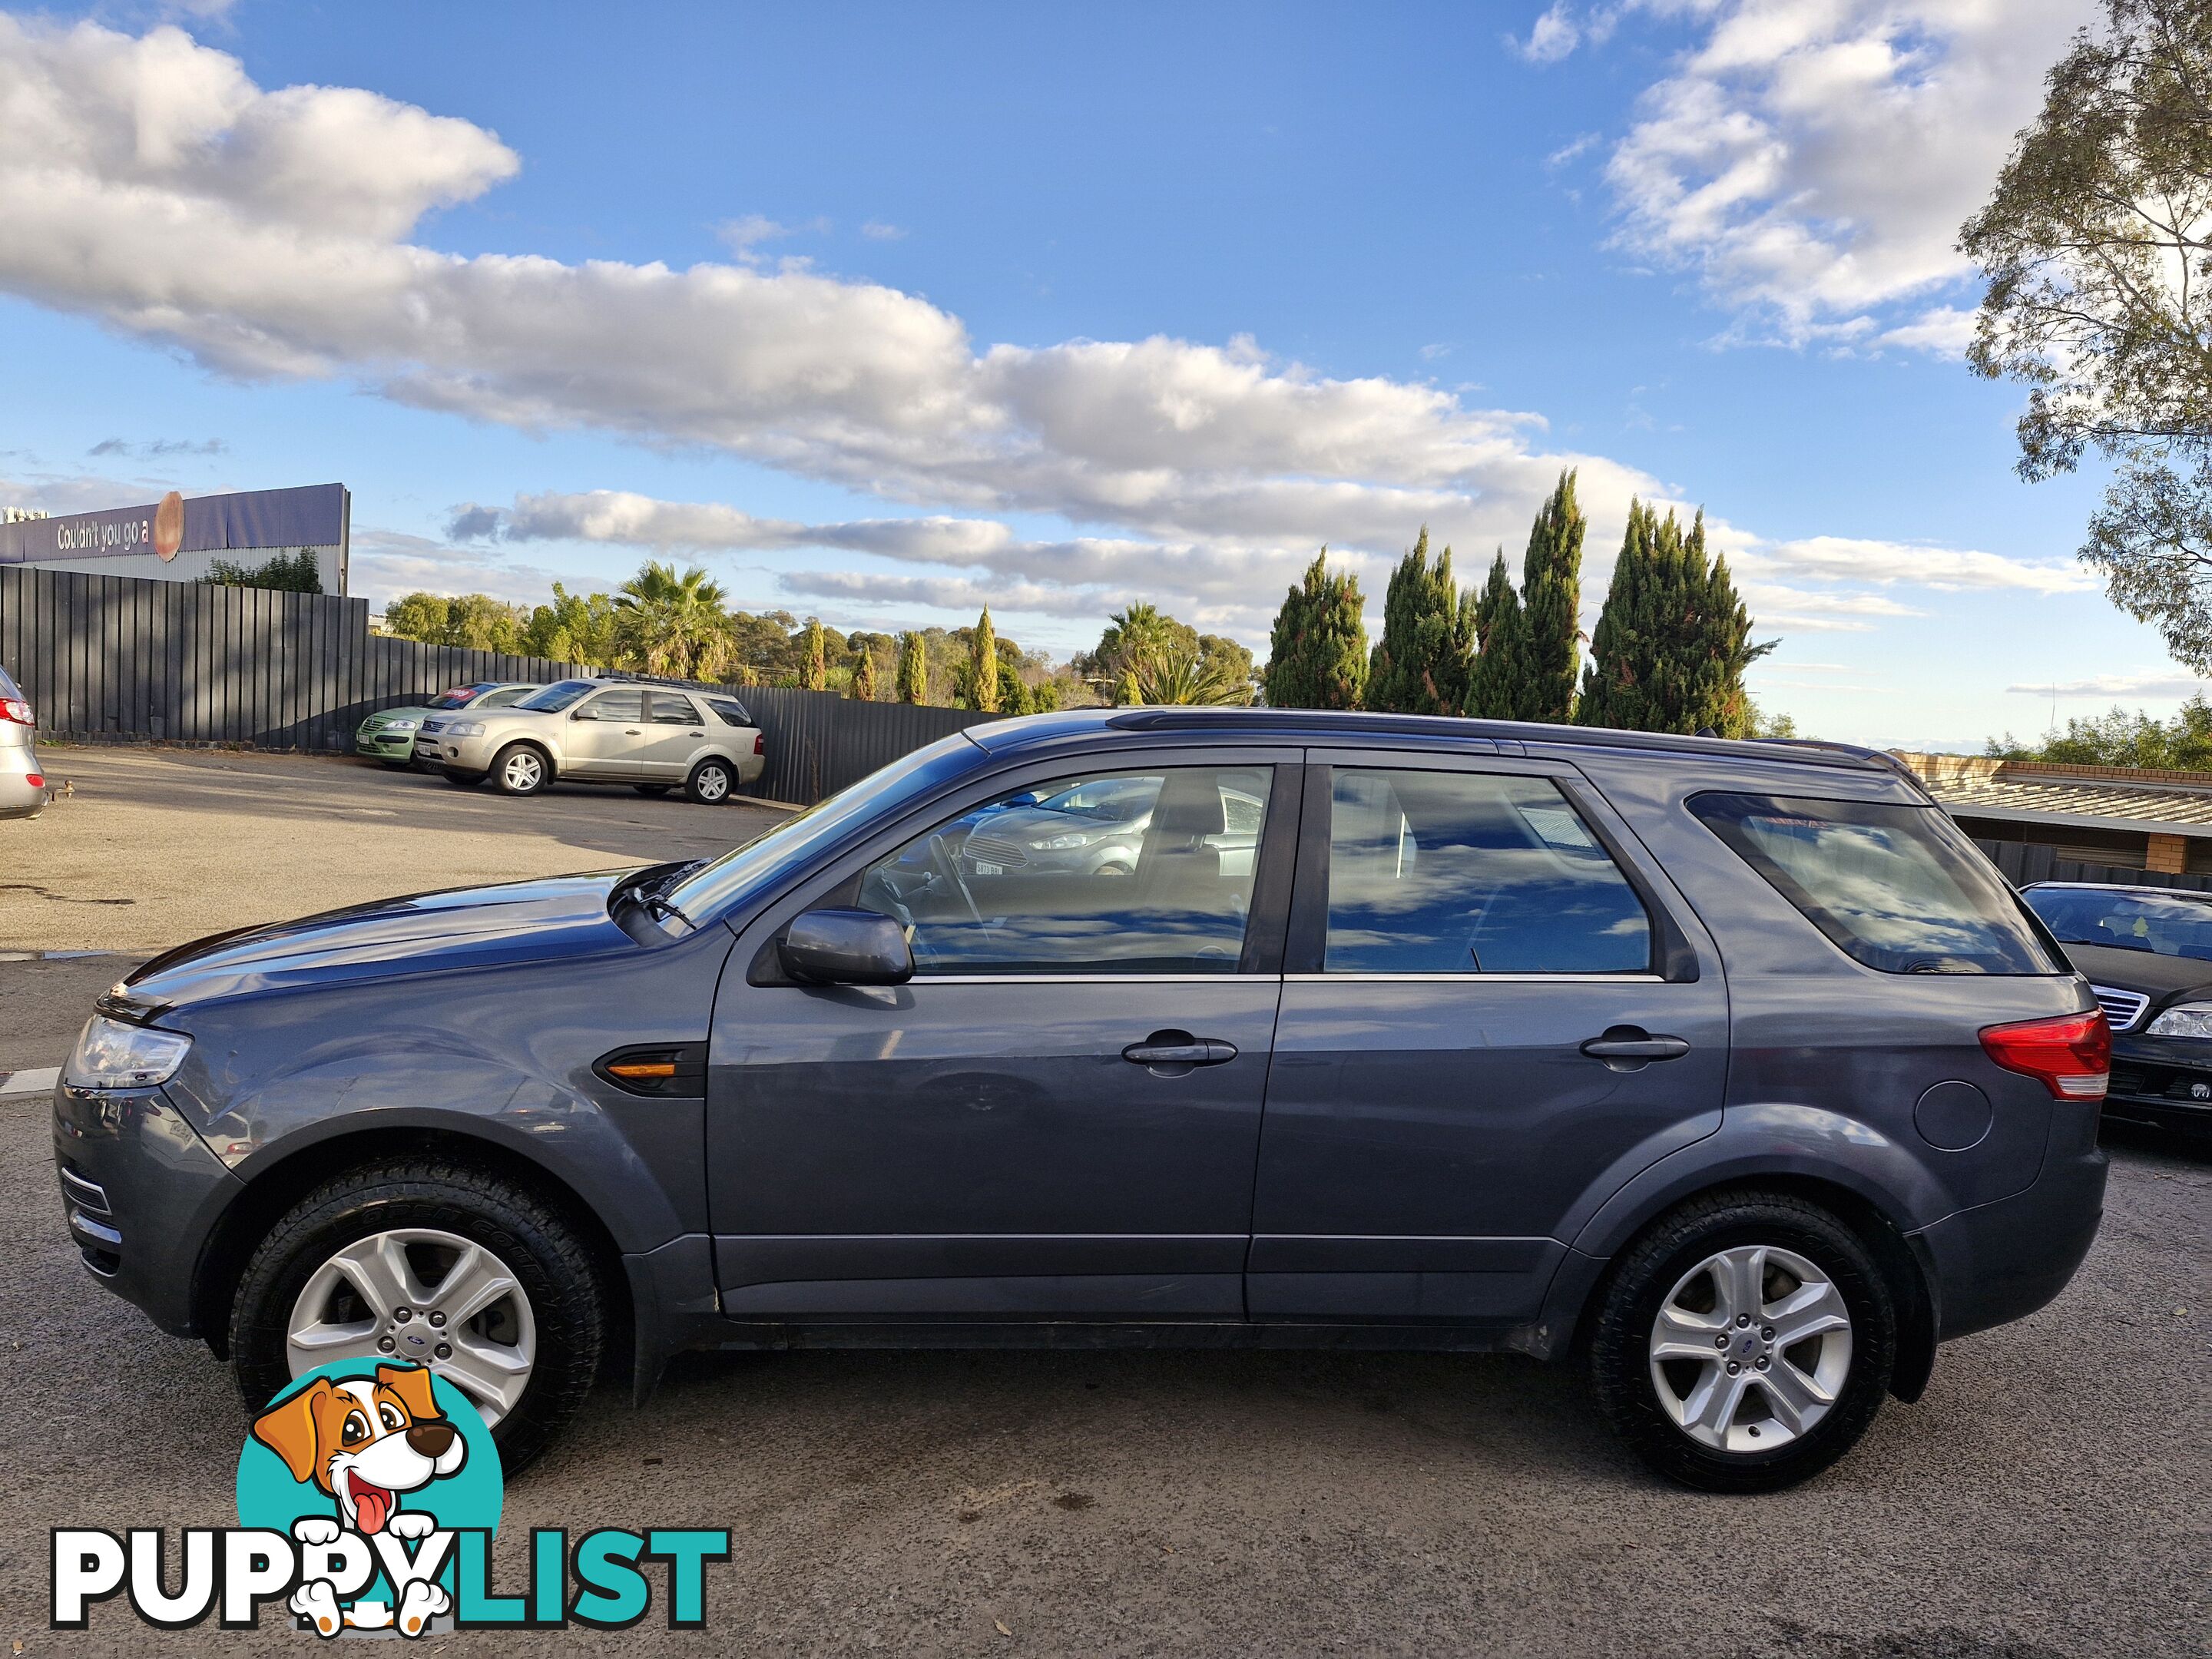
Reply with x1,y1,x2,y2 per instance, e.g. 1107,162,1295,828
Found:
1,750,2206,1656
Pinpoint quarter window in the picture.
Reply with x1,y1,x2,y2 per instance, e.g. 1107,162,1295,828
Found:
1690,793,2060,975
856,767,1273,975
1322,768,1652,974
705,697,754,727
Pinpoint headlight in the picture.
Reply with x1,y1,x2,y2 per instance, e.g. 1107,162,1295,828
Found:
382,718,418,733
1032,830,1104,850
445,720,486,737
65,1015,192,1089
2146,1002,2212,1038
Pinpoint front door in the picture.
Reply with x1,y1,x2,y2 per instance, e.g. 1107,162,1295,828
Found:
707,756,1297,1323
1250,753,1729,1324
561,687,647,777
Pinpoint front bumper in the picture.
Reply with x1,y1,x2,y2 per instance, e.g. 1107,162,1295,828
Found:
416,731,498,771
51,1082,241,1336
355,727,418,760
2104,1035,2212,1128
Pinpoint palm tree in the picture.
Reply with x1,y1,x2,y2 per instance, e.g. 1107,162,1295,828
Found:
1131,646,1252,706
614,561,731,680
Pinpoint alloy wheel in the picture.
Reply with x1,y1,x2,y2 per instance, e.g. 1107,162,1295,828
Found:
501,750,544,792
693,763,730,802
286,1227,538,1427
1647,1243,1853,1454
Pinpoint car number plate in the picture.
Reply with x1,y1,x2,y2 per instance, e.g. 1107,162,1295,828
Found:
974,861,1003,876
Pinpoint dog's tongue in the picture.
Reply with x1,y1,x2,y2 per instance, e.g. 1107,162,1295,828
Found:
351,1475,392,1535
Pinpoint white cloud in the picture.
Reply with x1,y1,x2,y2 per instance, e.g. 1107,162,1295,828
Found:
2004,673,2212,699
1514,3,1620,64
1751,535,2088,594
1600,0,2094,348
859,220,906,240
348,529,579,609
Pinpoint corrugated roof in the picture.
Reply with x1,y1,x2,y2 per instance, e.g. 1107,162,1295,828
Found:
1922,774,2212,831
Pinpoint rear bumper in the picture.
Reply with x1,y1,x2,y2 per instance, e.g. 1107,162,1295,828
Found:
1916,1142,2108,1342
51,1082,240,1336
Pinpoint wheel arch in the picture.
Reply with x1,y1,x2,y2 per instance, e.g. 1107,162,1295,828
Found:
492,737,558,782
190,1122,634,1383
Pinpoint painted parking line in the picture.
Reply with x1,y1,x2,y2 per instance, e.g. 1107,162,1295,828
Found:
0,1066,60,1096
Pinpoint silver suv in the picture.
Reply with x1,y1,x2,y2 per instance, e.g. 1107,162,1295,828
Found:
1,663,46,820
418,677,765,803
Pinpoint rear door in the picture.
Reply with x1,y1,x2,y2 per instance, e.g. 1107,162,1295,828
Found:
635,690,710,779
1250,750,1728,1325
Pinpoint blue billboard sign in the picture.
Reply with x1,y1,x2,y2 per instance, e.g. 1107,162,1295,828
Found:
0,484,347,566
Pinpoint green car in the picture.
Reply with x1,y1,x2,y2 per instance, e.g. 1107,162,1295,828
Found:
355,682,544,768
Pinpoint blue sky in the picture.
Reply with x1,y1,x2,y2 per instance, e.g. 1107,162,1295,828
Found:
0,0,2180,749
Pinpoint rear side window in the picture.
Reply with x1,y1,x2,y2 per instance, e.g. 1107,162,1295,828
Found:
1690,793,2060,975
1322,768,1653,974
647,691,701,724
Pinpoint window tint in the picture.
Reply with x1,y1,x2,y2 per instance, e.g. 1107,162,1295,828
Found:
705,697,753,727
427,685,487,710
647,691,701,725
575,689,645,724
856,766,1273,975
518,680,598,712
1690,793,2060,975
2023,887,2212,965
1323,769,1652,974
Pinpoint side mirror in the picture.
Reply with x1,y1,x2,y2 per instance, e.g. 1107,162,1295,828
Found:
780,908,913,985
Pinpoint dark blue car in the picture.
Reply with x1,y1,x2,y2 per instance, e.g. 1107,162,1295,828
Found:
52,710,2108,1491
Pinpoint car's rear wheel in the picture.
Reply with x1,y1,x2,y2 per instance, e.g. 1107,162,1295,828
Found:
1588,1190,1894,1492
491,743,551,797
633,783,674,797
684,757,733,804
441,770,485,789
229,1157,604,1474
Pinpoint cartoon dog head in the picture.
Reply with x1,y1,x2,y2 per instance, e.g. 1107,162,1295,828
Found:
251,1364,468,1535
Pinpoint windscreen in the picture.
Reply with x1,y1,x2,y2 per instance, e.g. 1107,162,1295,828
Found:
1690,792,2061,975
518,680,597,713
2024,886,2212,965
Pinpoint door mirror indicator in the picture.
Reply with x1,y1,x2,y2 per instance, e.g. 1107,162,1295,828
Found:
781,908,914,985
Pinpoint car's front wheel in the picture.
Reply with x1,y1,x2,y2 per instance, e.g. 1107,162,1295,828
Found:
490,743,551,797
684,757,734,804
228,1157,604,1473
1588,1191,1894,1492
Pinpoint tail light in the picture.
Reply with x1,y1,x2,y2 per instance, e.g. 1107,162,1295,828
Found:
25,773,42,788
753,732,766,755
0,697,31,726
1980,1009,2110,1100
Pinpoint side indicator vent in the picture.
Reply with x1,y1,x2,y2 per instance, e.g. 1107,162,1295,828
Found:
593,1044,707,1099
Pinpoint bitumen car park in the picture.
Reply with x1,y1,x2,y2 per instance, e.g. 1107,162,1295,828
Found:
4,732,2204,1656
51,709,2118,1498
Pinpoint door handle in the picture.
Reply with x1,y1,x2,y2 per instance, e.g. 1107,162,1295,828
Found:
624,727,642,734
1580,1027,1690,1068
1123,1031,1238,1068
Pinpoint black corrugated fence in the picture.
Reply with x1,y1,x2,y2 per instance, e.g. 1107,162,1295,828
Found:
1972,838,2212,894
0,566,995,805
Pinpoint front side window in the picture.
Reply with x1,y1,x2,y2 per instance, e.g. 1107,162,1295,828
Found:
856,766,1273,975
575,689,645,724
1322,768,1652,974
1690,793,2061,975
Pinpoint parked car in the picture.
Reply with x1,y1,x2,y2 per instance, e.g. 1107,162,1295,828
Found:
417,678,765,803
2020,880,2212,1137
1,662,47,820
54,709,2109,1490
354,682,544,768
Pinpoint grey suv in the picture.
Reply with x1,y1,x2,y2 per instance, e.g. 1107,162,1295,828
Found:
419,677,765,803
1,662,46,820
51,710,2108,1491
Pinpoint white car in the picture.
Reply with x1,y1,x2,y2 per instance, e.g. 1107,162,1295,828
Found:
417,678,766,803
0,663,45,820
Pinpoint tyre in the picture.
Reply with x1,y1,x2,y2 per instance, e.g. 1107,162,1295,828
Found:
632,783,674,797
229,1157,604,1475
490,743,551,797
1588,1190,1895,1492
441,770,485,789
684,757,734,804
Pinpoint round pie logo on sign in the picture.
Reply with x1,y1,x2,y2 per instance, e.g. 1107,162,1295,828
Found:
237,1360,502,1638
151,490,184,561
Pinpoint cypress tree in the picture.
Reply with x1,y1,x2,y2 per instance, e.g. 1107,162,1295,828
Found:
896,630,928,704
1578,501,1667,730
1519,468,1585,723
969,608,1001,712
849,644,879,700
1366,527,1473,715
1465,549,1532,720
801,618,828,691
1680,512,1774,737
1262,549,1368,709
1579,502,1773,733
